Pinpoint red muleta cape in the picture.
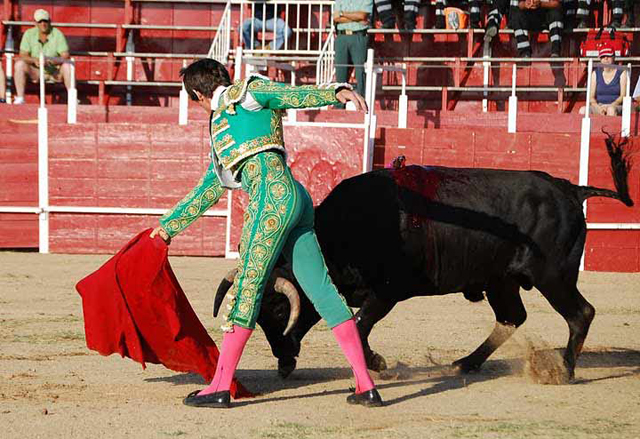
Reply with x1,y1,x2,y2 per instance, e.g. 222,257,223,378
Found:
75,229,252,399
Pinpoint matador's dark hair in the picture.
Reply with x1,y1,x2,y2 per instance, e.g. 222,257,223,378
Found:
180,58,232,101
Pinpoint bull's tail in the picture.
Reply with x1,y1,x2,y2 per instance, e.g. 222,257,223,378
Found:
577,133,634,207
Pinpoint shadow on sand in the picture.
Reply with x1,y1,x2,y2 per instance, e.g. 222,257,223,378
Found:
144,347,640,406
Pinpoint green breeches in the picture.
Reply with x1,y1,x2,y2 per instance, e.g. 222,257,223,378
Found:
222,151,352,331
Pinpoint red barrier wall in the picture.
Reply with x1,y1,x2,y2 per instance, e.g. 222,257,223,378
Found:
0,115,364,256
47,122,228,256
0,108,638,271
0,121,38,247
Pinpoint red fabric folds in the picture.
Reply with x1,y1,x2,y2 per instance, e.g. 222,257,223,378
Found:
75,229,252,399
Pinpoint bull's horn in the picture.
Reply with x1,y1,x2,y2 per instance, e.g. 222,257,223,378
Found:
213,268,238,317
274,277,300,336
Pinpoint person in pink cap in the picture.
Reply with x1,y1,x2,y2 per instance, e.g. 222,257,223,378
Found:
581,42,628,116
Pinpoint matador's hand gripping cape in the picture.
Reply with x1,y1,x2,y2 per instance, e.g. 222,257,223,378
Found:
75,229,252,399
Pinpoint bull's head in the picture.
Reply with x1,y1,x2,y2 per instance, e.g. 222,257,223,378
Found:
213,267,301,336
212,265,320,378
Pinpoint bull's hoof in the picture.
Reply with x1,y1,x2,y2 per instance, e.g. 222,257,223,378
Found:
452,357,483,374
366,351,387,372
278,358,297,379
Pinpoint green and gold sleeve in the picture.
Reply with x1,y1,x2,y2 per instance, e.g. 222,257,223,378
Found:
247,79,347,110
159,162,225,237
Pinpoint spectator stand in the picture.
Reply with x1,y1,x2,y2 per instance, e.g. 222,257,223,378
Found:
363,0,640,113
0,0,229,104
207,0,334,73
237,0,333,55
0,0,638,116
0,0,639,109
204,1,640,115
0,18,118,104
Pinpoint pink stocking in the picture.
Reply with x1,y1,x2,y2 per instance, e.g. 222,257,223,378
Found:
198,325,253,396
332,318,375,393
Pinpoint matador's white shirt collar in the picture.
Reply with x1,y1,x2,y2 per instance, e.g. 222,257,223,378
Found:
211,83,262,112
212,85,227,109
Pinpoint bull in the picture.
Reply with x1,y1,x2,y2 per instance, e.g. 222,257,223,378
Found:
214,135,634,383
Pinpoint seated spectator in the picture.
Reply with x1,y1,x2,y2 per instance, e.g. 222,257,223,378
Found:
240,0,293,51
624,0,635,27
511,0,563,57
434,0,484,29
564,0,628,29
563,0,591,29
484,0,513,46
580,43,628,116
0,63,6,103
610,0,626,28
374,0,420,30
14,9,71,104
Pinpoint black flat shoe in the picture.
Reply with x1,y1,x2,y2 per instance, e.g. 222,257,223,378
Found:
346,388,383,407
183,389,231,408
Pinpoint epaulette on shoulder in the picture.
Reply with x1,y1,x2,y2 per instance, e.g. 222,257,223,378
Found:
222,73,270,114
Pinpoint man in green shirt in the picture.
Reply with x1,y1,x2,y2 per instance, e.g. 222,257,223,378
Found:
14,9,71,104
333,0,373,109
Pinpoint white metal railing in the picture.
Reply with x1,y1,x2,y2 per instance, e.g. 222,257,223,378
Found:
0,204,235,256
67,58,77,124
206,0,335,60
125,32,135,105
363,49,408,128
315,28,334,85
361,49,409,169
208,1,232,63
508,64,517,133
621,63,632,137
239,0,334,55
179,60,189,125
37,52,49,252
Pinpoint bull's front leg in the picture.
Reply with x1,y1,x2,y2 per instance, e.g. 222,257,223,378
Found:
354,293,396,372
453,279,525,373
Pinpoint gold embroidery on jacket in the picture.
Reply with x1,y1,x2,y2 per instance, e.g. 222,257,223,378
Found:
217,111,285,170
213,133,236,155
210,119,230,138
248,80,338,108
221,152,296,331
159,172,225,237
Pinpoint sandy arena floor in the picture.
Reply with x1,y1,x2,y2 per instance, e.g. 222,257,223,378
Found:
0,251,639,438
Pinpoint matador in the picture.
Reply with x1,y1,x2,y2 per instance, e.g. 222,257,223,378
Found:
151,59,383,408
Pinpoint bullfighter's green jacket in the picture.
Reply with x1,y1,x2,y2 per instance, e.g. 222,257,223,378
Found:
159,75,349,237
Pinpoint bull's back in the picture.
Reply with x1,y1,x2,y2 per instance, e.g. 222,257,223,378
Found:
315,166,585,298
